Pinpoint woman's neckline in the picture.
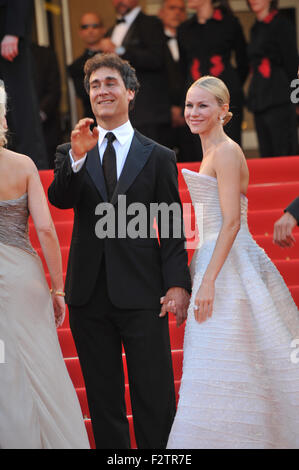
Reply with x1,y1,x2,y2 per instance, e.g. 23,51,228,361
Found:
182,169,248,200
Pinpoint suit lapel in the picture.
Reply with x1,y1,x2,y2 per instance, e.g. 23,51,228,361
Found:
86,144,108,201
105,12,142,47
110,131,154,206
121,14,140,48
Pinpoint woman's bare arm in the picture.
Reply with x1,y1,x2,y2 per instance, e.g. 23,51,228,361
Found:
194,143,242,322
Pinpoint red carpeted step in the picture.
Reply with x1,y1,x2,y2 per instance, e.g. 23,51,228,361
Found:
247,182,299,211
58,328,77,358
177,156,299,189
248,209,299,236
84,420,95,449
39,169,55,190
273,259,299,286
246,156,299,184
290,286,299,308
253,234,299,260
29,220,73,248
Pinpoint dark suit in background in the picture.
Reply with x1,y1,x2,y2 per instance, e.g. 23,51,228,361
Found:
107,11,172,146
285,197,299,224
0,0,48,169
163,32,200,162
68,49,101,120
32,43,62,168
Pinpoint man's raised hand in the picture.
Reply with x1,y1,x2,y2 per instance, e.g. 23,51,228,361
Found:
71,118,99,160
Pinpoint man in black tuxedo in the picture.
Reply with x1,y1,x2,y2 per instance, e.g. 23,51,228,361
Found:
99,0,172,146
0,0,48,168
159,0,199,162
48,53,191,449
273,197,299,247
68,12,105,119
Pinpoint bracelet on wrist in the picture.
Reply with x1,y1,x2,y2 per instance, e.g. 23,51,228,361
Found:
50,289,65,297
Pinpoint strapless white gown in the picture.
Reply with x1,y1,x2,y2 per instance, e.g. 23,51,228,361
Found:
0,194,90,449
167,170,299,449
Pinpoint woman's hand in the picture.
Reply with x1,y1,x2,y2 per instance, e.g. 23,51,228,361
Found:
194,279,215,323
52,294,66,328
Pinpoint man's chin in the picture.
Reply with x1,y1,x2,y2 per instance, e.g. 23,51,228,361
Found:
116,6,132,16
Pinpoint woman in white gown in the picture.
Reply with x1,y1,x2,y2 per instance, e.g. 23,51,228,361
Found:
0,83,90,448
167,76,299,449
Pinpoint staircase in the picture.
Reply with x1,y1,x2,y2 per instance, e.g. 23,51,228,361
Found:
29,156,299,449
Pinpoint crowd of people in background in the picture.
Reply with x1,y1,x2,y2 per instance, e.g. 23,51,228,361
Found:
0,0,298,168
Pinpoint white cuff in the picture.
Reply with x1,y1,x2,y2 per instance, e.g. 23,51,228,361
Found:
69,150,87,173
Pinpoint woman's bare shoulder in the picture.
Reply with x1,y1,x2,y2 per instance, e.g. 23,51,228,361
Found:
213,138,244,169
4,149,38,175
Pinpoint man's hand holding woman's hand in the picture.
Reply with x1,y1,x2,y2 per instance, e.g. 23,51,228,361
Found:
160,287,190,327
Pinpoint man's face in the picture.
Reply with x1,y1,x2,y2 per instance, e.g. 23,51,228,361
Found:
159,0,186,29
247,0,271,15
89,67,135,127
112,0,139,17
79,13,105,47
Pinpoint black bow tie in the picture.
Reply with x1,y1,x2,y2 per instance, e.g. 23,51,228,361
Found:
165,34,176,42
116,17,126,25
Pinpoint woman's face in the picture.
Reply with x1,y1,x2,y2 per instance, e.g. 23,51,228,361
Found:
247,0,272,15
184,85,227,135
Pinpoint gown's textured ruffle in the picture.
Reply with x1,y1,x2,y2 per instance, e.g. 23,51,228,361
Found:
167,170,299,449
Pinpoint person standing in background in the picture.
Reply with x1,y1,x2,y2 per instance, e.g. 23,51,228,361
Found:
0,0,48,169
68,12,105,119
159,0,199,162
178,0,249,158
99,0,172,146
247,0,298,157
32,43,62,169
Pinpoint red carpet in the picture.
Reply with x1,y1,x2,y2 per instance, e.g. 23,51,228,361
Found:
30,156,299,449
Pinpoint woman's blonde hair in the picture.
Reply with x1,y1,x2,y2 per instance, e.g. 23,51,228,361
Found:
192,75,233,126
0,81,7,148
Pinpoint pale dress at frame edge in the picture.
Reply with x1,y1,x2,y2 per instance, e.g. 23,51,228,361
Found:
0,194,90,449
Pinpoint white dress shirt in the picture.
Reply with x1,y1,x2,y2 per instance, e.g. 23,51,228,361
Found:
70,120,135,179
111,6,141,48
164,28,180,62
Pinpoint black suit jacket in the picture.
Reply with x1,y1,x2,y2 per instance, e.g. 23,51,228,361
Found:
68,49,100,119
48,131,191,308
164,36,184,107
107,12,171,127
285,197,299,225
0,0,33,40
